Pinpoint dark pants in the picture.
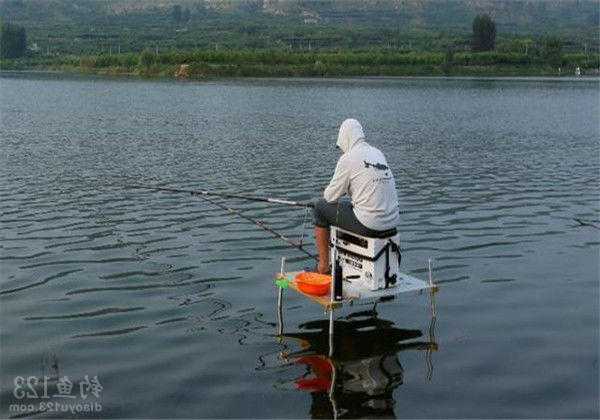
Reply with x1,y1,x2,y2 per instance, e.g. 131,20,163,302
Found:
313,198,385,237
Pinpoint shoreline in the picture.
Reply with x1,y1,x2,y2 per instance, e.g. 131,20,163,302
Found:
2,50,598,81
1,68,599,83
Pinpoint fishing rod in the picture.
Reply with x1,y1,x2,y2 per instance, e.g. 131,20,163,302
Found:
125,184,314,208
130,184,318,260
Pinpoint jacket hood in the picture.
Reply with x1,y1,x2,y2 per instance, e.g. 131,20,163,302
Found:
336,118,365,153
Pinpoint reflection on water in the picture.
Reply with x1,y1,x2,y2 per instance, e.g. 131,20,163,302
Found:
276,310,437,419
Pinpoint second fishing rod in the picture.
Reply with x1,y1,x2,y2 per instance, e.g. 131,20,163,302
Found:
125,184,315,209
126,184,318,260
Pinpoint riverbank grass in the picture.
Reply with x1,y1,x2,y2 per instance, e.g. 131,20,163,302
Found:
1,50,598,78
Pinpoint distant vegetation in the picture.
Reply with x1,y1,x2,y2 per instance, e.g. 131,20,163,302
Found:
0,0,598,54
0,0,598,77
2,47,597,79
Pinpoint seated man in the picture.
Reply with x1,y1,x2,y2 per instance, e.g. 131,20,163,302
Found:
314,118,400,274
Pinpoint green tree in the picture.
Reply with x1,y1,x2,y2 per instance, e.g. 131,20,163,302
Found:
542,37,562,66
0,21,27,58
441,45,455,74
521,38,534,55
139,49,156,67
471,14,496,52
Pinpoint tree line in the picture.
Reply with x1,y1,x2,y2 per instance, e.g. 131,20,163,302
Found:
1,13,597,77
0,21,26,58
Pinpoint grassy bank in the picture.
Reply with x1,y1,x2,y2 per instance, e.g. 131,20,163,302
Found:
2,50,599,78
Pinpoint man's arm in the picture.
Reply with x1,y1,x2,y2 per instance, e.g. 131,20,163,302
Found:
324,156,350,203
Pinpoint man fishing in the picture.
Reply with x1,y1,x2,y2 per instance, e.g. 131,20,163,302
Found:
314,118,400,274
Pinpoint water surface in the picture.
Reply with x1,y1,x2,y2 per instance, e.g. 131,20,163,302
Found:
1,74,598,418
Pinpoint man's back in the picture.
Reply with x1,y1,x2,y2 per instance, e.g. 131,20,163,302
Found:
336,141,399,231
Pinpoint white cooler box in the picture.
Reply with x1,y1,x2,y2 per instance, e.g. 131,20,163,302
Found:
330,226,401,292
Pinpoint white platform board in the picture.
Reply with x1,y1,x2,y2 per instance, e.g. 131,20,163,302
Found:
277,271,435,309
343,272,434,300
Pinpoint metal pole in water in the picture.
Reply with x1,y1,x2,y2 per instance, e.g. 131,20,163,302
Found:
277,257,285,336
328,246,337,357
428,257,433,286
426,257,437,381
427,257,437,318
280,257,286,277
278,258,286,334
328,308,334,357
277,287,283,337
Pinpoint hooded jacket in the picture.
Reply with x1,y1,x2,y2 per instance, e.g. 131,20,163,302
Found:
323,119,400,231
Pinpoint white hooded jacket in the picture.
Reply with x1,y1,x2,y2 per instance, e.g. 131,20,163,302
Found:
324,119,400,231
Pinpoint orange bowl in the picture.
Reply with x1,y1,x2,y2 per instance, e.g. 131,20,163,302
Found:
294,272,332,296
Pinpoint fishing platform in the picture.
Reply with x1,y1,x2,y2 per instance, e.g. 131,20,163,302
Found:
275,226,438,355
132,184,438,351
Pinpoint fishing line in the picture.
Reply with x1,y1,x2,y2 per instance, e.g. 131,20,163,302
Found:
125,184,314,208
137,185,318,260
298,206,311,247
198,195,318,260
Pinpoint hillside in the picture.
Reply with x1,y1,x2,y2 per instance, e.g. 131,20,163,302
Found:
0,0,598,55
2,0,598,32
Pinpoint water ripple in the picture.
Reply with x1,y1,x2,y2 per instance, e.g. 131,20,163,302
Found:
71,325,147,339
0,269,82,295
24,306,145,321
1,75,598,418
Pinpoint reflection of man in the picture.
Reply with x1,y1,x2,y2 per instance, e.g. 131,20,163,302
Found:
324,354,402,419
283,313,429,419
314,119,400,274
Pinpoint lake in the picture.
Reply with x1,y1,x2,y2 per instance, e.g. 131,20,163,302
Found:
1,73,598,418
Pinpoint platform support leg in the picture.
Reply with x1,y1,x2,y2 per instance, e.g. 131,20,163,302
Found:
428,257,433,287
276,257,286,336
425,297,437,381
328,307,335,357
277,286,284,336
371,301,379,316
427,257,437,318
426,257,437,381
